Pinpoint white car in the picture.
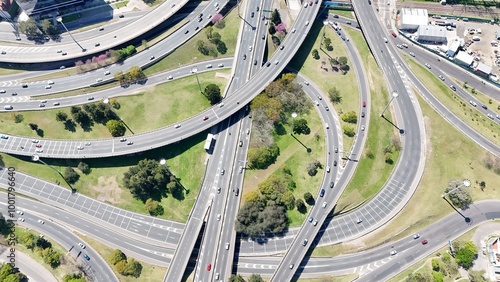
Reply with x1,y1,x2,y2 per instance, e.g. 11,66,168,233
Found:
291,28,296,33
413,233,420,239
104,71,111,75
36,149,43,153
47,80,54,85
96,78,103,82
305,20,310,26
167,75,173,80
206,64,212,68
16,211,24,215
38,219,44,224
19,218,25,222
322,202,327,208
78,242,86,249
225,243,230,250
409,52,415,57
45,85,52,89
32,139,39,143
304,80,309,85
390,250,397,255
356,218,363,224
174,124,181,128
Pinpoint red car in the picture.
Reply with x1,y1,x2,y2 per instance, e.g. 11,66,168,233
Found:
35,144,42,148
206,264,211,271
362,101,366,107
203,116,209,121
309,1,313,5
422,239,428,245
392,31,397,37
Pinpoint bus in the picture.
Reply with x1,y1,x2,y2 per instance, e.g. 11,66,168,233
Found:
204,133,214,151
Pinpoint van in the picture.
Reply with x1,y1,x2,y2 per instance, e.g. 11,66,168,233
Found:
325,123,329,129
326,166,331,173
4,105,13,110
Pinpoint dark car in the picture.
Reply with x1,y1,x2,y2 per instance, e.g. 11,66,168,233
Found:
361,112,365,118
333,14,339,18
363,101,366,107
83,254,90,261
330,181,334,188
422,239,428,245
22,84,28,88
235,188,239,196
119,14,124,18
251,12,254,18
243,54,246,60
333,160,337,166
319,189,325,197
203,116,209,121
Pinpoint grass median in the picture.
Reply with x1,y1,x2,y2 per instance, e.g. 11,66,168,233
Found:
0,70,229,139
405,57,500,146
313,90,500,257
298,274,359,282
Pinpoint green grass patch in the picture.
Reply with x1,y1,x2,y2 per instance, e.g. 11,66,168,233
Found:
114,0,129,9
144,8,240,75
298,274,359,282
9,228,78,281
453,79,500,110
243,109,326,227
289,20,359,152
1,70,229,139
405,57,500,145
1,130,207,222
313,89,500,257
0,67,24,76
332,27,400,212
62,13,80,23
76,231,167,282
329,9,355,19
32,81,121,100
22,68,78,82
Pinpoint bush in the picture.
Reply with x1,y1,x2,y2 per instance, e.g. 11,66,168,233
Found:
312,49,319,60
77,162,91,174
304,192,314,205
342,125,355,137
341,111,357,124
64,167,80,184
432,259,440,271
109,249,127,265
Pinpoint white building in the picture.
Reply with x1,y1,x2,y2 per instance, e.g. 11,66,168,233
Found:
447,40,461,57
455,51,474,67
400,8,429,31
416,25,447,44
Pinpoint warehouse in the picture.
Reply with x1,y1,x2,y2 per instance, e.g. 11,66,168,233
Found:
400,8,429,31
415,25,447,44
454,51,474,67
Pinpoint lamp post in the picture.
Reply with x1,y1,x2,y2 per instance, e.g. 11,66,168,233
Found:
56,16,86,52
290,112,298,135
381,91,399,117
442,179,471,199
32,154,73,190
191,66,202,94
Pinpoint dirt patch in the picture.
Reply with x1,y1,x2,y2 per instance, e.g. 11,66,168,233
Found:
215,72,231,79
89,176,123,204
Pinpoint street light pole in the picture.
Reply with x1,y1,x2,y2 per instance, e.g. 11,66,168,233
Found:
381,91,399,117
191,66,202,94
320,21,328,49
56,16,86,52
290,112,297,135
31,154,73,191
442,180,471,199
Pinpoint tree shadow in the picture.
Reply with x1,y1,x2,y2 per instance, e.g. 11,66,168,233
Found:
64,120,77,132
275,123,287,135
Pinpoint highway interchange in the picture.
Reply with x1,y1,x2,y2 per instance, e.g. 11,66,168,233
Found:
1,0,500,281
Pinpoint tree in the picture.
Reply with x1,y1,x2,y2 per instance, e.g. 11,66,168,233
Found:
77,162,91,174
293,118,310,134
128,66,145,82
20,233,37,250
14,114,24,123
122,258,143,277
203,84,222,105
205,26,213,40
248,273,265,282
343,125,355,137
306,160,321,176
214,18,226,29
341,111,357,123
228,275,246,282
311,49,319,60
216,41,227,54
41,247,61,268
304,192,314,205
323,37,332,47
29,123,38,130
114,71,127,85
248,144,280,169
64,167,80,184
115,260,127,274
269,24,276,35
444,179,472,209
295,198,306,213
431,259,440,271
123,159,174,201
281,191,296,210
432,271,443,282
338,56,348,65
41,19,57,35
328,87,342,104
56,111,68,122
455,246,476,269
19,18,40,37
405,273,432,282
210,32,221,44
106,120,126,137
109,249,127,265
271,9,282,25
63,273,85,282
271,35,281,46
145,198,164,216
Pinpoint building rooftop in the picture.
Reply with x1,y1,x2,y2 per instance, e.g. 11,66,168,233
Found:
455,51,474,65
401,8,429,27
476,63,492,74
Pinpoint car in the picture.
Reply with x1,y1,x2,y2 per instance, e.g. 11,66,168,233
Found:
251,12,254,18
422,239,428,245
150,56,155,60
308,216,314,222
203,116,209,121
56,50,62,53
383,37,388,43
469,100,477,107
390,250,397,255
167,75,173,80
19,218,25,222
239,141,243,147
481,104,488,110
325,106,329,111
35,144,42,148
127,141,134,145
120,137,127,142
305,20,310,26
119,14,124,18
53,102,60,106
368,0,371,4
11,92,17,96
208,14,212,19
304,80,309,85
78,243,86,249
362,101,366,107
243,54,246,60
98,26,104,31
333,160,337,166
206,64,212,68
85,142,91,146
239,166,243,173
450,85,456,91
315,100,319,106
279,45,284,50
104,71,111,75
303,1,308,7
275,60,279,65
235,188,240,196
83,254,90,261
402,43,408,48
334,147,338,153
346,21,352,25
95,42,100,47
45,85,52,89
217,187,221,194
302,239,308,246
266,62,271,67
361,112,365,118
254,60,257,66
195,26,199,31
36,149,43,153
88,96,94,101
198,17,203,22
77,146,84,150
217,214,221,221
225,243,230,250
221,169,225,175
425,63,431,69
62,52,67,56
170,3,175,7
396,44,403,49
409,52,415,57
330,181,334,188
215,273,220,279
1,51,6,54
207,264,211,271
438,75,445,81
32,139,39,143
356,218,362,224
47,80,54,85
184,30,189,34
174,124,181,128
322,202,327,208
16,211,24,215
291,28,296,33
392,31,397,37
413,233,420,239
333,14,339,18
1,135,9,139
319,189,325,197
361,125,365,131
262,34,265,40
289,264,294,269
38,219,44,224
313,220,318,226
0,89,6,93
309,0,313,5
218,63,224,67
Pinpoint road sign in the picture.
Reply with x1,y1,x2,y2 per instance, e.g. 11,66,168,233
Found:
263,9,273,12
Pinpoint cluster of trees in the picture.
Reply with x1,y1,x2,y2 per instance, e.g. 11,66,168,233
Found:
197,26,228,57
203,84,222,105
55,103,123,136
329,56,350,74
63,273,86,282
229,274,265,282
114,66,147,87
62,162,90,185
123,159,183,202
19,232,62,268
117,45,137,60
75,50,121,73
323,37,333,51
0,263,27,282
444,179,473,209
268,9,285,47
108,249,143,278
19,18,57,40
482,153,500,175
235,169,296,237
249,73,311,166
453,241,478,269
